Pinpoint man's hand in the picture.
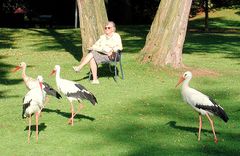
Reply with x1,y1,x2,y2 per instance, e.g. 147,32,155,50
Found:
107,51,113,56
87,47,93,50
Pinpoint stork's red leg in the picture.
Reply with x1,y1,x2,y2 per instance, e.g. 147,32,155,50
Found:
68,103,84,125
205,113,218,143
36,112,39,143
198,114,202,141
72,103,84,118
28,116,31,144
68,102,74,126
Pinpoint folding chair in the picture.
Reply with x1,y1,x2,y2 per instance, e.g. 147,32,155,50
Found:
89,50,124,81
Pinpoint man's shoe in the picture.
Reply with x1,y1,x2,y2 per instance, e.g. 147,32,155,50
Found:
91,79,99,84
73,66,80,72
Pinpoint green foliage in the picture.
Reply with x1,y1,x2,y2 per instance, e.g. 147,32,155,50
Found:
211,0,240,8
0,9,240,155
2,0,27,13
190,0,240,17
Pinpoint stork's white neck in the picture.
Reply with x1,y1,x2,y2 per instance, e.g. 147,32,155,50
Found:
40,83,46,102
22,66,26,79
182,77,191,89
55,68,61,88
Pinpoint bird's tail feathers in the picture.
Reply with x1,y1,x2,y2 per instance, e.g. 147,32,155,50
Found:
22,99,32,119
196,103,229,122
84,92,98,105
55,92,62,99
87,94,97,105
208,98,229,122
43,85,62,99
216,106,229,123
66,90,97,105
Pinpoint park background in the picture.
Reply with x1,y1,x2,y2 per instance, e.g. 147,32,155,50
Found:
0,0,240,155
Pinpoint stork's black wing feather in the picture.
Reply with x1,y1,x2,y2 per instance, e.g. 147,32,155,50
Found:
67,91,87,99
74,83,88,91
66,83,98,105
195,97,229,123
22,99,31,119
43,82,62,99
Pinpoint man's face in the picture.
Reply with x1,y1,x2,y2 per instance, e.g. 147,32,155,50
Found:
104,24,114,35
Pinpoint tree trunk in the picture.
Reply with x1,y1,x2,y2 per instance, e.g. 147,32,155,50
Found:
77,0,108,58
139,0,192,68
204,0,209,32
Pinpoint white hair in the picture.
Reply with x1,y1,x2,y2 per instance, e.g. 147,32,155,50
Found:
106,21,116,32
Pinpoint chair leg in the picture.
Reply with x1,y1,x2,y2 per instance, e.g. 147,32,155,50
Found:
88,70,92,81
91,51,124,82
119,58,124,79
109,64,114,73
113,61,118,81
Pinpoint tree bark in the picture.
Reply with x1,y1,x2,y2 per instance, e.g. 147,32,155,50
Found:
76,0,108,58
204,0,209,32
139,0,192,68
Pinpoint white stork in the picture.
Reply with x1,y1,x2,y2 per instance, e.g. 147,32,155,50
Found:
22,75,46,143
50,65,97,126
12,62,62,99
12,62,39,90
176,71,229,143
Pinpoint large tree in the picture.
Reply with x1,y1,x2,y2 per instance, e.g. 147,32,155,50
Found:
77,0,108,58
139,0,193,68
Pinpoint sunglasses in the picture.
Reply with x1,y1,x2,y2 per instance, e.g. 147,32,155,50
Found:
105,26,112,30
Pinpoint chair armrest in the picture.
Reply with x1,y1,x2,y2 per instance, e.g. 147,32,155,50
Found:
116,50,123,54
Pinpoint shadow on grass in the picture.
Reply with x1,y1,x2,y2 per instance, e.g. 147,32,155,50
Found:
118,25,150,38
0,56,23,99
43,108,95,121
25,26,148,59
0,90,21,99
236,10,240,15
88,89,237,155
90,64,122,80
189,17,240,30
166,120,218,134
24,123,47,141
0,31,23,89
184,32,240,59
24,123,47,134
0,28,17,49
73,64,124,82
119,25,149,54
24,123,47,133
28,28,83,61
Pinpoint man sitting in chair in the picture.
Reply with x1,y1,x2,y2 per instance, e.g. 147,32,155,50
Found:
73,21,123,84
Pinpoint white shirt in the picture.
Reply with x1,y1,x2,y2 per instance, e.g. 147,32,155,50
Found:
90,32,123,53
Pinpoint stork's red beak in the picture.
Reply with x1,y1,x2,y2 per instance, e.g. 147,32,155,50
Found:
50,70,56,76
12,66,21,72
175,76,185,88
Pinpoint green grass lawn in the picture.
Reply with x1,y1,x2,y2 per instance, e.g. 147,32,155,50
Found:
189,8,240,30
0,9,240,155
